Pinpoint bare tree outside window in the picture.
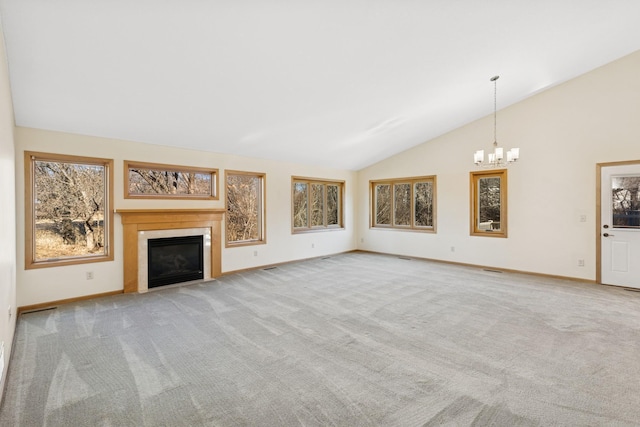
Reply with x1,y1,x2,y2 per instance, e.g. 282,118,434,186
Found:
125,161,217,199
471,169,507,237
478,177,501,224
371,177,436,231
311,184,325,226
26,152,114,268
394,183,411,226
293,182,308,228
327,185,340,226
292,177,344,232
414,181,433,227
612,176,640,228
226,171,265,245
375,184,391,225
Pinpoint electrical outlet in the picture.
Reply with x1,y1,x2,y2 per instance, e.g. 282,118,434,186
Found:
253,250,258,257
86,271,94,280
579,214,587,222
577,259,585,267
450,246,455,252
311,243,315,248
360,238,364,243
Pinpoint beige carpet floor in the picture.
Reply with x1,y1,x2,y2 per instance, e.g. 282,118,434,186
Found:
1,252,640,426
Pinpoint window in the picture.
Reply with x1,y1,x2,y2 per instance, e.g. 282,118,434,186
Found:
611,175,640,228
25,151,114,269
292,177,344,232
371,176,436,231
470,169,507,237
226,171,266,246
125,160,218,199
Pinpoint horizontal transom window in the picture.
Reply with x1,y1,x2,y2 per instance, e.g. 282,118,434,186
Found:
125,160,218,200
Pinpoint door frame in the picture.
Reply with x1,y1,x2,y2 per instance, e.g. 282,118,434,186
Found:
596,159,640,284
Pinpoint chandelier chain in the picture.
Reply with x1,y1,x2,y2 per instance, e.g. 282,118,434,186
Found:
492,75,498,147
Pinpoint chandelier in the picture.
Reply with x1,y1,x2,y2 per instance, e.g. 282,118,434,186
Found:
474,75,519,167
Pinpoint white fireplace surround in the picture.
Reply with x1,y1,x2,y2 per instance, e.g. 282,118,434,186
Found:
138,227,212,293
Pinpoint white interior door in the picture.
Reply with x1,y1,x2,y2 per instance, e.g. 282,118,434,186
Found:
600,164,640,288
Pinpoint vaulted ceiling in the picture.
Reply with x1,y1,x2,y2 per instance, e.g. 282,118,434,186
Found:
1,1,640,170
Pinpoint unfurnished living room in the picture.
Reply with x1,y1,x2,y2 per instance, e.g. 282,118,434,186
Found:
0,1,640,426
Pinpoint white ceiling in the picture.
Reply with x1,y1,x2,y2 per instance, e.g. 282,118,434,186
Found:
1,1,640,170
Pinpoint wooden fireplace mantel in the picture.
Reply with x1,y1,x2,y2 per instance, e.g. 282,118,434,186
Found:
117,209,225,293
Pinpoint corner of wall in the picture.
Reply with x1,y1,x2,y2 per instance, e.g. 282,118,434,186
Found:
0,10,18,403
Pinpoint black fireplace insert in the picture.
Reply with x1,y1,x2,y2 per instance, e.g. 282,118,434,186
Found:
147,235,204,288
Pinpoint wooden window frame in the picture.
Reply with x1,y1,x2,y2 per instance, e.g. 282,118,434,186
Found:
25,151,114,269
225,170,266,247
370,176,437,232
470,169,508,238
124,160,218,200
292,177,345,233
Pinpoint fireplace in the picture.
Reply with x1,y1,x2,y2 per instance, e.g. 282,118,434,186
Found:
117,209,225,293
148,235,204,288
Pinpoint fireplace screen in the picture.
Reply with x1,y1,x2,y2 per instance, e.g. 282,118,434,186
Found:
147,235,204,288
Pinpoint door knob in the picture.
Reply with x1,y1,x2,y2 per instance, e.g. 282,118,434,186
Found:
603,233,614,237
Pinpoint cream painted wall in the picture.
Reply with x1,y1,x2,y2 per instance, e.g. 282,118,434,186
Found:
15,128,357,307
357,50,640,280
0,14,17,400
12,49,640,306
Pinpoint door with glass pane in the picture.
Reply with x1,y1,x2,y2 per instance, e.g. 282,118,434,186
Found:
599,163,640,288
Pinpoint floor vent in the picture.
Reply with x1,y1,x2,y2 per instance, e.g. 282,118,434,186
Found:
263,267,278,271
321,257,331,260
22,306,57,315
623,287,640,292
398,257,411,260
483,269,503,273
